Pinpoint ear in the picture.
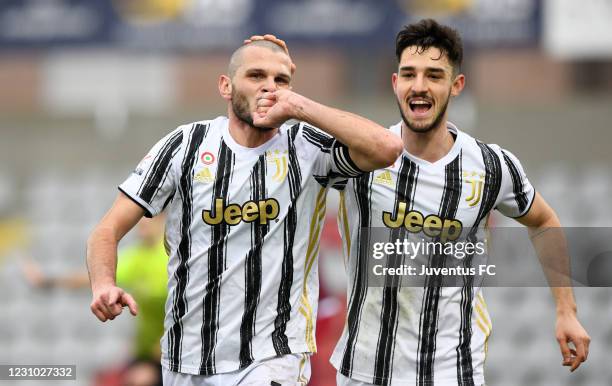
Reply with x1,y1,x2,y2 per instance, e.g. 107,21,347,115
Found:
218,75,232,101
391,72,398,95
450,73,465,97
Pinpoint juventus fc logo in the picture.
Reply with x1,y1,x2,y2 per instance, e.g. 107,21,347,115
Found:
267,150,288,183
464,171,485,207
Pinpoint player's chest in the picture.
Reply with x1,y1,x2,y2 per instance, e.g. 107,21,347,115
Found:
368,161,493,229
187,144,316,224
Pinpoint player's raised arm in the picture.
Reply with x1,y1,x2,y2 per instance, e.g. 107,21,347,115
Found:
254,89,403,171
242,35,403,172
516,192,591,372
86,192,143,322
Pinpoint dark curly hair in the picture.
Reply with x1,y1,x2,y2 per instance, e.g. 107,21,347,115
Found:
396,19,463,74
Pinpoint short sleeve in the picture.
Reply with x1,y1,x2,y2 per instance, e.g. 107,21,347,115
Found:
496,148,536,218
119,127,184,218
300,124,364,187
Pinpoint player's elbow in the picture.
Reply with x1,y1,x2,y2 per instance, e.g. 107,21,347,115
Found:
386,135,404,163
87,224,117,253
371,133,403,168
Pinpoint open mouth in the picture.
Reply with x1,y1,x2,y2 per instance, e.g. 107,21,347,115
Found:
409,99,433,115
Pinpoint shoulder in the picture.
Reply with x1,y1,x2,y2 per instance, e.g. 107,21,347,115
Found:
456,127,506,162
168,117,229,151
452,127,510,179
461,134,527,182
178,116,227,135
454,124,517,162
471,140,522,166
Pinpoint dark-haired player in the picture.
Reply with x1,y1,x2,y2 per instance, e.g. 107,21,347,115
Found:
332,19,590,386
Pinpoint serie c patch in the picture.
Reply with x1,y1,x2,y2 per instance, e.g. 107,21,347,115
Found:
201,152,215,165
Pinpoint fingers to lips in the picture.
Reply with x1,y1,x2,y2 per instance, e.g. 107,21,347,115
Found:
256,108,269,119
257,98,275,108
258,91,276,99
256,93,277,114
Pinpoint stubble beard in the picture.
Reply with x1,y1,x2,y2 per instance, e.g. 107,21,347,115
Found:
231,87,274,131
398,90,451,134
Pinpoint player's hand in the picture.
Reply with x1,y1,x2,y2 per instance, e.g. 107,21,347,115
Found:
243,34,296,74
253,89,302,128
90,284,138,322
555,312,590,372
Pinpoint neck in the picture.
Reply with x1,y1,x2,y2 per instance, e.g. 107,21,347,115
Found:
227,108,278,148
402,119,454,163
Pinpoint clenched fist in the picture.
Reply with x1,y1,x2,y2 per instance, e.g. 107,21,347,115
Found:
253,89,304,128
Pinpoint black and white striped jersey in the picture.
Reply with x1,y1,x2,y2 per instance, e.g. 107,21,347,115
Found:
119,116,361,375
331,122,535,386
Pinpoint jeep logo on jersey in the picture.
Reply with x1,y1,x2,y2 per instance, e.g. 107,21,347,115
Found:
202,198,280,226
382,202,462,241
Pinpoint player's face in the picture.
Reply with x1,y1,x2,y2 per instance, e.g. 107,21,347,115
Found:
230,46,292,129
392,46,464,133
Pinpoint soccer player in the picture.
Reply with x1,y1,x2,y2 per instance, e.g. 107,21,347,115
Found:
86,35,403,385
331,19,591,386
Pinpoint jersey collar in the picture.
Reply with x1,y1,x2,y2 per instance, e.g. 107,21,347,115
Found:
221,116,284,157
393,121,465,168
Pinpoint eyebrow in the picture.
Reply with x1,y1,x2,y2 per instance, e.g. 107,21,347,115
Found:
245,68,265,75
399,66,447,74
245,68,291,81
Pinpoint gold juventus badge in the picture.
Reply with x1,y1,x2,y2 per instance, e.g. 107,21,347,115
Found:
464,171,485,207
267,150,288,183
